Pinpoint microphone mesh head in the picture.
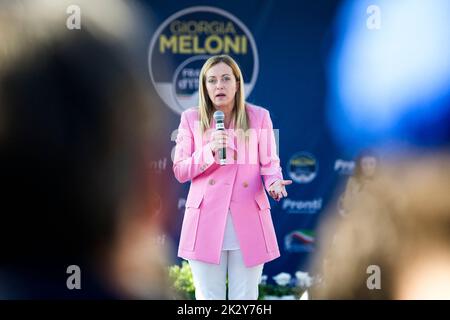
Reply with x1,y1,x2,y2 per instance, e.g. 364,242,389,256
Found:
213,110,225,121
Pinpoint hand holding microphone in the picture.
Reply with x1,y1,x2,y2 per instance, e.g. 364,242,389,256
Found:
209,130,228,156
212,111,228,165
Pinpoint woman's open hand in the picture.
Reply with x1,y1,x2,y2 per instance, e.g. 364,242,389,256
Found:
268,179,293,201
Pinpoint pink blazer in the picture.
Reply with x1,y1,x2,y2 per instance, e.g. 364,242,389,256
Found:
173,103,283,267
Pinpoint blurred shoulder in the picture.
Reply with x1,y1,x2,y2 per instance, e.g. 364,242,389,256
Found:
347,176,359,187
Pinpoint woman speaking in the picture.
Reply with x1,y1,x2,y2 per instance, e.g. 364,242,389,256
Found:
173,55,292,300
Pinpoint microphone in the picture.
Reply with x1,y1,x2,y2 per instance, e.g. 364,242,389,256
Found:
213,110,226,165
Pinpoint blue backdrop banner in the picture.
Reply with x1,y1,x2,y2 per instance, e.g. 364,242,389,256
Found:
140,0,358,283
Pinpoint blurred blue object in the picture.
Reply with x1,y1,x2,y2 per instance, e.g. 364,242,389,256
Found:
327,0,450,153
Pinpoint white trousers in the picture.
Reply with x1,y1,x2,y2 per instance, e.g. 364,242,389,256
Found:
188,250,264,300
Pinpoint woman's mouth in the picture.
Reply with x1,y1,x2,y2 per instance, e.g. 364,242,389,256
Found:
215,93,226,98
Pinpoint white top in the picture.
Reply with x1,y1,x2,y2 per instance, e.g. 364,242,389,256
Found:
222,209,240,250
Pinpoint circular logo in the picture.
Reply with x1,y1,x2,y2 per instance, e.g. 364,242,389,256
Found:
148,6,259,114
287,152,318,184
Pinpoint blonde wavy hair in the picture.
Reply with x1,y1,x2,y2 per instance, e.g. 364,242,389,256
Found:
198,55,249,133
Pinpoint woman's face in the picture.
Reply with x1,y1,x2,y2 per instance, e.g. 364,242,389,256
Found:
205,62,238,112
361,156,377,178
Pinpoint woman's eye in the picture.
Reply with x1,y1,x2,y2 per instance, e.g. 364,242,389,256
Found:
223,77,231,81
207,79,216,84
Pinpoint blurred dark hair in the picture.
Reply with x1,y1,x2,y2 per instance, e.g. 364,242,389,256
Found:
312,153,450,299
0,1,166,267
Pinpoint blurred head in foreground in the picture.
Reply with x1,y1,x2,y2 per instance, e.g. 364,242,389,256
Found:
319,0,450,300
0,0,172,298
312,153,450,299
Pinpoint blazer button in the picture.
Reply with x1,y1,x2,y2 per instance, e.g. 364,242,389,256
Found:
243,181,248,188
233,153,237,161
209,179,215,186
